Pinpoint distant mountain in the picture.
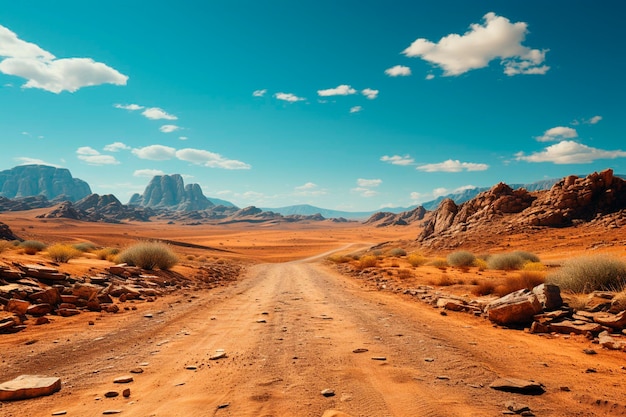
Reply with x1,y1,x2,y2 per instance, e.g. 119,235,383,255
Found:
129,174,216,211
0,165,91,202
37,193,153,223
261,204,390,220
207,197,237,208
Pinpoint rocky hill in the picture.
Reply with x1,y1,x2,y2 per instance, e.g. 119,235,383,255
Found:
129,174,216,211
0,165,91,202
364,206,427,227
418,169,626,248
37,194,153,223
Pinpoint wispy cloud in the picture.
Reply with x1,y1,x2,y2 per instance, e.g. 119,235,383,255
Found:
357,178,382,187
176,148,251,170
350,106,362,114
114,103,144,111
132,145,177,160
516,141,626,164
14,157,61,167
274,92,305,102
160,124,181,133
317,85,356,97
536,126,578,142
133,169,165,177
252,89,267,97
294,182,327,196
588,115,602,124
0,24,128,93
381,155,415,166
142,107,177,120
402,12,549,76
361,88,379,100
385,65,411,77
416,159,489,172
76,146,119,165
103,141,130,152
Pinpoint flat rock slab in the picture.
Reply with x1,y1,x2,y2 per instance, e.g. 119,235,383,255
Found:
0,375,61,401
490,377,545,395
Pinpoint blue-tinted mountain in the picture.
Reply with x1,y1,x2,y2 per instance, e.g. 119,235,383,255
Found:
0,165,91,202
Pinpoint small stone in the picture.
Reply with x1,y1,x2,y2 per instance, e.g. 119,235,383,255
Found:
217,403,230,409
52,411,67,416
352,348,368,353
130,368,144,374
144,314,153,318
256,319,267,323
440,311,447,316
102,411,122,415
436,375,450,380
89,321,95,326
586,368,597,373
186,366,197,370
210,351,227,360
583,349,597,355
560,386,571,392
122,388,130,398
113,376,133,384
371,357,387,361
489,377,545,395
104,391,119,398
321,389,335,397
424,358,435,362
261,312,269,315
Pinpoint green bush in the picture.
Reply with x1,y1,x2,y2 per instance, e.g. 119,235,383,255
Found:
116,241,178,270
487,253,526,270
547,256,626,293
47,244,82,263
447,250,476,267
20,240,47,255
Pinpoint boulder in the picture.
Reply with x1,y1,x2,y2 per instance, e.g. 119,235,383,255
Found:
598,331,626,351
549,320,604,335
486,289,543,325
593,310,626,330
29,288,62,306
489,377,545,395
6,298,30,315
26,303,53,317
0,375,61,401
532,284,562,311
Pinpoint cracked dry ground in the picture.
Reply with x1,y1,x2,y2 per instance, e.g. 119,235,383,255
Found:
2,257,626,417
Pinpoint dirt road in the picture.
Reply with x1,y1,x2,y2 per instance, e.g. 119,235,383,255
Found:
2,256,626,417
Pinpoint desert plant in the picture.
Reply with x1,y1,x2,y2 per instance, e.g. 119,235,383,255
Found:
487,253,526,271
547,256,626,293
493,272,546,297
512,250,540,263
72,242,97,252
387,248,407,257
396,269,413,279
447,250,476,267
435,273,453,286
95,247,120,260
20,240,47,255
46,244,82,263
116,241,179,270
328,254,351,264
407,253,427,267
429,257,448,269
473,258,488,271
522,261,547,272
358,255,378,269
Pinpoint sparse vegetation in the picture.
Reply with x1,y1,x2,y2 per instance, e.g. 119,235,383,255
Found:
358,255,378,269
493,271,546,297
472,281,496,296
547,256,626,293
407,253,427,267
447,250,476,267
522,261,547,272
429,257,448,269
116,241,179,270
95,247,120,261
328,254,351,264
512,250,540,263
20,240,47,255
387,248,407,257
473,258,488,271
396,269,413,279
46,244,82,263
72,242,97,252
487,252,526,271
0,240,14,253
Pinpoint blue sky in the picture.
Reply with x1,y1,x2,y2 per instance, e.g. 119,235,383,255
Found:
2,1,625,211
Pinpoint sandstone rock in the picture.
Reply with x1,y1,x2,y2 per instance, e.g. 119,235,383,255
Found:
0,165,91,201
321,388,335,397
532,284,563,311
489,377,545,395
0,375,61,401
436,297,467,311
210,351,227,360
486,289,543,325
104,391,119,398
549,320,604,335
57,308,81,317
129,174,215,211
122,388,130,398
26,303,53,317
593,310,626,330
29,288,61,305
113,376,133,384
598,331,626,351
6,298,30,315
72,283,100,300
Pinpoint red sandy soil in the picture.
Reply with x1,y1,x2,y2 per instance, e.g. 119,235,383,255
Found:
0,213,625,416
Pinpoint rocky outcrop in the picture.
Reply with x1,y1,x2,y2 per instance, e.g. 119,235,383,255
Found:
364,206,427,227
36,194,153,223
129,174,214,211
0,165,91,202
0,222,20,241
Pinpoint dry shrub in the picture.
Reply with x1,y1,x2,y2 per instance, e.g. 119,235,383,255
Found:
358,255,378,269
473,258,488,271
547,256,626,293
523,261,547,272
429,257,448,270
396,269,413,279
20,240,47,255
116,241,178,270
436,274,453,286
328,254,351,264
407,253,427,267
610,291,626,312
95,247,120,260
493,271,546,297
487,253,525,271
563,293,588,311
46,244,82,263
472,281,496,296
447,250,476,267
72,242,97,252
512,250,540,263
387,248,407,257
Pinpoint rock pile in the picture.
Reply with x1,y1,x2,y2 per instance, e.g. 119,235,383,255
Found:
0,261,241,333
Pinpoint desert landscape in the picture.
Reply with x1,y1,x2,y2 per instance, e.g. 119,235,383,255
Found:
1,166,625,417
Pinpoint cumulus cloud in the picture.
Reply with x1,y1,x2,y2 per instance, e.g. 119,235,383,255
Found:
536,126,578,142
432,187,449,198
131,144,177,160
295,182,318,191
361,88,379,100
385,65,411,77
515,141,626,164
381,155,415,166
76,146,119,165
159,124,181,133
142,107,177,120
103,141,130,152
294,182,326,196
176,148,251,170
416,159,489,172
114,103,144,111
589,115,602,124
357,178,382,187
133,169,165,177
402,12,549,76
317,85,357,97
253,89,267,97
274,92,305,102
350,106,362,114
0,25,127,93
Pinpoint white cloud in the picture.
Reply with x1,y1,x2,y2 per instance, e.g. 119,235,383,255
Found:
350,106,362,114
515,140,626,164
253,89,267,97
114,103,144,111
352,187,378,197
294,182,326,196
432,187,449,198
274,92,305,102
0,25,127,93
317,85,357,97
295,182,318,191
589,115,602,124
103,141,130,152
176,148,251,170
131,144,177,160
416,159,489,172
425,74,435,80
357,178,382,187
76,146,119,165
14,157,61,167
402,12,549,77
454,185,478,193
385,65,411,77
536,126,578,142
410,191,425,201
159,124,181,133
362,88,379,99
142,107,177,120
381,155,414,166
179,136,188,140
133,169,165,177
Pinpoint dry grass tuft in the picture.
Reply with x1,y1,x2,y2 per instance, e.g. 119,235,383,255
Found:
19,240,47,255
46,244,82,263
472,281,496,296
116,241,179,270
447,250,476,267
547,255,626,293
407,253,427,267
358,255,378,269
